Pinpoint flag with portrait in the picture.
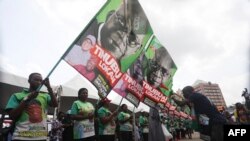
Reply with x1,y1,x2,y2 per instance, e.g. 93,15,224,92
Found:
140,36,177,107
113,50,146,107
113,36,177,108
63,0,154,96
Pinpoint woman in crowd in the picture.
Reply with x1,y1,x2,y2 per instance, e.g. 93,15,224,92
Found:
70,88,95,141
139,111,149,141
97,97,117,141
118,104,133,141
234,102,249,124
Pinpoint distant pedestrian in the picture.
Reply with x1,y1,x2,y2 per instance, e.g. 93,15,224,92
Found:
234,103,249,124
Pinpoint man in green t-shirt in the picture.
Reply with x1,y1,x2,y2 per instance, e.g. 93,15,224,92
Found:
5,72,58,141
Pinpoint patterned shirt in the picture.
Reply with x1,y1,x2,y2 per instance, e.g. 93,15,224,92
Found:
50,119,63,141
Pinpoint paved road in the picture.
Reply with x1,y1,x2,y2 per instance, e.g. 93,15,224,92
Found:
179,132,203,141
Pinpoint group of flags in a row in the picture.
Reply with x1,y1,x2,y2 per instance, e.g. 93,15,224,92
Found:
59,0,189,119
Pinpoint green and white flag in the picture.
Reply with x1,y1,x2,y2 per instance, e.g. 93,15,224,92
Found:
63,0,153,96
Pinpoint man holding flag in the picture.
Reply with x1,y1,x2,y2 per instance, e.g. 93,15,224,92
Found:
5,73,58,141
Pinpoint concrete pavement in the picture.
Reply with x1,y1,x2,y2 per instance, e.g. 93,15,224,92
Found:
179,132,203,141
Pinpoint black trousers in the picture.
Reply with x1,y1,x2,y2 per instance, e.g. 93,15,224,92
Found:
211,124,224,141
119,131,132,141
74,136,95,141
99,135,115,141
142,133,148,141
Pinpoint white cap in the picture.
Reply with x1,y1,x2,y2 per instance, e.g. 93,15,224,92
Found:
86,35,96,45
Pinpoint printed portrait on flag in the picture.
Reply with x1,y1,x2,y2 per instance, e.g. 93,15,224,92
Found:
64,35,97,67
136,37,177,107
142,37,177,94
113,73,143,107
129,53,144,84
120,51,145,107
63,0,153,96
113,78,128,98
113,49,147,107
96,0,152,72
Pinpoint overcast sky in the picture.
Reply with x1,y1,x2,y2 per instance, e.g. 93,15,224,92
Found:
0,0,249,107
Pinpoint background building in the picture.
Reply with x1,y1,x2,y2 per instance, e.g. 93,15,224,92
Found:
193,80,227,110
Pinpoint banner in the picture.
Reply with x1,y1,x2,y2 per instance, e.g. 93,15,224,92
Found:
113,49,146,107
158,95,168,109
165,102,171,109
143,37,177,95
63,0,153,96
138,36,177,107
174,110,180,118
169,105,176,111
180,111,188,119
113,73,143,107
